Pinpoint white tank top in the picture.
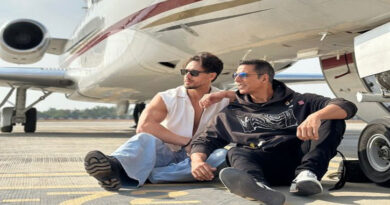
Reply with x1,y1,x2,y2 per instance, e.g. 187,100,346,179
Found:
159,86,229,150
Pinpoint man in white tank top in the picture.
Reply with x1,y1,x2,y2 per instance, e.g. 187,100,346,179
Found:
84,52,229,190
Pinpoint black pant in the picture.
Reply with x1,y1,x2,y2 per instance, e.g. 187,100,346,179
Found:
133,103,146,125
226,120,346,186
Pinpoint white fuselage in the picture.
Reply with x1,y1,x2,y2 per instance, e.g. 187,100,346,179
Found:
58,0,390,107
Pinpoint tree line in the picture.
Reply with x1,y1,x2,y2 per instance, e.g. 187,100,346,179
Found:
38,106,132,120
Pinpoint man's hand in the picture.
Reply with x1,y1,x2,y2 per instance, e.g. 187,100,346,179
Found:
191,160,216,181
297,113,321,141
199,92,225,108
190,153,216,181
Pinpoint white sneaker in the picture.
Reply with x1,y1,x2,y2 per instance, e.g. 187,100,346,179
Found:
290,170,323,196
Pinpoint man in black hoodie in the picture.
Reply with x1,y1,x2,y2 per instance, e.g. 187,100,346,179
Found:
190,59,357,205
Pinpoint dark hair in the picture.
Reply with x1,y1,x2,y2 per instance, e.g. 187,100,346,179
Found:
239,59,275,82
184,52,223,82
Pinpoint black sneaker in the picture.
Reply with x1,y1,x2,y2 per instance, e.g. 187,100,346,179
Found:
84,150,121,191
219,167,285,205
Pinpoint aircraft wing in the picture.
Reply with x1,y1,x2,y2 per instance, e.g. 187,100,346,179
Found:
0,67,74,90
274,73,324,84
219,73,324,90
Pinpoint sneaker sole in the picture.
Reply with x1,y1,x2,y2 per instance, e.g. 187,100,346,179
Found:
295,180,322,196
219,168,285,205
84,150,121,191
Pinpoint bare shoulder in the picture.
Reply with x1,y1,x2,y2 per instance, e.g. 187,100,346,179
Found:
146,93,167,113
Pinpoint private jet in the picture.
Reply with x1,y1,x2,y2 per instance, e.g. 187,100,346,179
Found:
0,0,389,186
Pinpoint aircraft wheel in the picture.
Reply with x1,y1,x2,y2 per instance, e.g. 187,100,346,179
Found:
1,107,14,133
358,118,390,186
1,125,13,133
24,108,37,133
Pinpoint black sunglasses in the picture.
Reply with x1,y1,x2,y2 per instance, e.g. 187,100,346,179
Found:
180,69,210,77
232,72,262,79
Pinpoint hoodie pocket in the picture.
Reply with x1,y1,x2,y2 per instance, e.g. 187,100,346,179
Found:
261,135,298,152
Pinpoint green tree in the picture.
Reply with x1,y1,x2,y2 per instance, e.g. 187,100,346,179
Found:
37,106,131,119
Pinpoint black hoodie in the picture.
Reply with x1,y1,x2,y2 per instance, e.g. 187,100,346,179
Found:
191,80,357,157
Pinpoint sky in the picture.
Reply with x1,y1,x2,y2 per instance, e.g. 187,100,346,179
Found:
0,0,333,111
0,0,115,111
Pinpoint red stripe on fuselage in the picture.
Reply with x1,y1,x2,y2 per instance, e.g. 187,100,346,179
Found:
321,53,354,70
62,0,202,66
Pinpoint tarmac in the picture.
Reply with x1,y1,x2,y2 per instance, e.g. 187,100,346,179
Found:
0,120,389,205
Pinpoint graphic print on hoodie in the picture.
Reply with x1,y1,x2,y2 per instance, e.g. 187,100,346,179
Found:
237,109,298,133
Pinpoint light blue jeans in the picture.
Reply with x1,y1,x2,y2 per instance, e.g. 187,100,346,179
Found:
111,133,227,187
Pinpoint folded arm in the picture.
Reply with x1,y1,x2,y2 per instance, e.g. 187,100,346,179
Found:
297,96,357,141
199,90,236,108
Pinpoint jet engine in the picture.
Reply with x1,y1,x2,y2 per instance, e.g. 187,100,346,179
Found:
0,19,49,64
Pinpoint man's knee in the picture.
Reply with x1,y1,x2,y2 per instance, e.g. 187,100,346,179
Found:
206,148,228,167
320,119,346,138
305,119,346,162
211,148,228,158
131,133,162,145
227,147,238,160
226,147,244,166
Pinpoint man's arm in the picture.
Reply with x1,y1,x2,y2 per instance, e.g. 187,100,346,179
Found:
297,104,348,141
199,90,236,108
190,114,231,181
190,152,216,181
136,94,190,146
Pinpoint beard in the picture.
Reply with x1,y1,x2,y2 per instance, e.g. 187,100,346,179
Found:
184,79,200,89
184,84,199,89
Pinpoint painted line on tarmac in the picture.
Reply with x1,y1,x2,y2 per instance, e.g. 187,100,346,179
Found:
331,192,390,197
47,191,116,205
46,190,201,205
2,198,40,202
130,190,200,204
1,172,88,177
0,183,221,191
0,185,99,190
131,200,200,204
47,191,110,195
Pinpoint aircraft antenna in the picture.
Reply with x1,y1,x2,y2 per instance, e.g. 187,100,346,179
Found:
241,49,252,61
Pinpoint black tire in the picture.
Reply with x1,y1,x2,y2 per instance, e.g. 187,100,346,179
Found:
1,125,13,133
358,119,390,187
24,108,37,133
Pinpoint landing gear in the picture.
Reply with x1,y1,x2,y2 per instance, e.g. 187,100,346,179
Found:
133,102,145,128
358,118,390,186
24,108,37,133
0,86,51,133
1,107,15,133
1,125,12,132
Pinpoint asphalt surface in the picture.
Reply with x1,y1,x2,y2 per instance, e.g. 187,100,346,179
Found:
0,120,389,205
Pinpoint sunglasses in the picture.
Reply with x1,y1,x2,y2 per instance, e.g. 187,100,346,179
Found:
232,72,261,79
180,69,210,77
